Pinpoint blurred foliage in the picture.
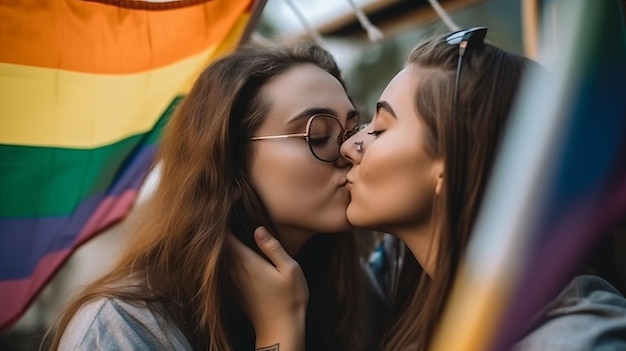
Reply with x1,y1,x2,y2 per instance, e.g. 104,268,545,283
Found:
260,0,525,122
256,13,278,38
347,39,405,121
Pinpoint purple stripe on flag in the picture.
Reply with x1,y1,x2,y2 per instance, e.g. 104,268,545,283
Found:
493,175,626,349
0,145,155,280
0,189,137,330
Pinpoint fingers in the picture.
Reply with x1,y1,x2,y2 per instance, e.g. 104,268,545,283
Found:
227,233,251,258
253,227,295,271
227,227,296,272
227,233,266,268
227,234,265,294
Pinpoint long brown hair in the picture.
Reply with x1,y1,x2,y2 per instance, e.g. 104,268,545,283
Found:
46,42,364,351
382,33,535,351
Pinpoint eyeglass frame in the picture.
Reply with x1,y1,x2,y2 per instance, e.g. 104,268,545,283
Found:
249,113,360,162
445,26,488,107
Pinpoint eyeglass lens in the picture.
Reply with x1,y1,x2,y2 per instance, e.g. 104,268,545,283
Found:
308,114,344,162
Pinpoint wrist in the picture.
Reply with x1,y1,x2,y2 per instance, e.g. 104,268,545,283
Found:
255,308,306,351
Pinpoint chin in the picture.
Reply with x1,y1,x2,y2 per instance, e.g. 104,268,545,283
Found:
330,220,352,233
346,210,380,232
346,206,363,227
320,217,352,233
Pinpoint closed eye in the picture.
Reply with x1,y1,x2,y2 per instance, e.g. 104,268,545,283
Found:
309,135,332,145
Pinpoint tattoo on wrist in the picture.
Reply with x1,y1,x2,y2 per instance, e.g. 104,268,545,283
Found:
257,343,279,351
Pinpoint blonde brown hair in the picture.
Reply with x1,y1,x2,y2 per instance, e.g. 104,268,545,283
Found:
46,42,365,351
382,33,535,351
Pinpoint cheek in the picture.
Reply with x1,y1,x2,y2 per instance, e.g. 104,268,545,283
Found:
251,144,321,198
360,137,413,192
249,144,345,225
348,138,435,229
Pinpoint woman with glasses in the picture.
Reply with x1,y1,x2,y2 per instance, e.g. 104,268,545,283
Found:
231,27,626,351
45,42,385,351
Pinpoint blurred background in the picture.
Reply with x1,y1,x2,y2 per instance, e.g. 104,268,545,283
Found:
1,0,623,350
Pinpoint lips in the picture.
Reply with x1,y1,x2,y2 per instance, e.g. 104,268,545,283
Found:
344,176,354,191
345,170,355,186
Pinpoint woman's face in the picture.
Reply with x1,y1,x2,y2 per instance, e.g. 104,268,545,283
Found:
341,66,443,239
249,64,358,249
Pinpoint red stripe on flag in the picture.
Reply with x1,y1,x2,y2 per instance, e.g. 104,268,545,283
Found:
0,189,138,330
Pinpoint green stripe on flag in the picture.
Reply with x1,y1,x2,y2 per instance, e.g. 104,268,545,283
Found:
0,96,181,218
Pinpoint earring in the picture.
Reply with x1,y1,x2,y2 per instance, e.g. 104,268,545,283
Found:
354,141,364,152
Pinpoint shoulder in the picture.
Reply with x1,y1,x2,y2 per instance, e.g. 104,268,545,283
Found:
515,275,626,351
58,297,192,350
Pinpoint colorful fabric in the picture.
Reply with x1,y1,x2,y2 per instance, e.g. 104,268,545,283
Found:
431,1,626,350
0,0,258,330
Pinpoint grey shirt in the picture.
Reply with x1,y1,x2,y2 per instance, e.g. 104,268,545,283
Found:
58,298,192,350
515,275,626,351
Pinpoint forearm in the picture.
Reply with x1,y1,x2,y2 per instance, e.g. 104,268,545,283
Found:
254,309,306,351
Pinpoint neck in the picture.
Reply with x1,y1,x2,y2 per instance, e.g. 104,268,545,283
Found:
273,225,317,257
393,221,438,278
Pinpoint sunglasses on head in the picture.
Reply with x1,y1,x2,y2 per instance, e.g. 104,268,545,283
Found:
445,26,488,107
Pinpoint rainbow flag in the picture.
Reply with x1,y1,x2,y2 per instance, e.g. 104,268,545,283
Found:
431,0,626,350
0,0,262,330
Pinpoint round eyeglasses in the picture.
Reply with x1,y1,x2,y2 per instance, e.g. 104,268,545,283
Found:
249,114,359,162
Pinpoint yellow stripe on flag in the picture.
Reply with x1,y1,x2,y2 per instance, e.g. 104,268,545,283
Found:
1,46,219,148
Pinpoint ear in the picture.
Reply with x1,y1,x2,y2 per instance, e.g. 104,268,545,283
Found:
433,160,444,195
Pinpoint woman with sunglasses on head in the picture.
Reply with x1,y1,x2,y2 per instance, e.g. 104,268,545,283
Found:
44,41,385,351
231,27,626,351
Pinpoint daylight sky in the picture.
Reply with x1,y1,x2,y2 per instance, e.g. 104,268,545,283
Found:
263,0,377,36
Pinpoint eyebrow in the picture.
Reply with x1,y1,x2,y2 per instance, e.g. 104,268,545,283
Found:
376,101,397,119
288,107,359,123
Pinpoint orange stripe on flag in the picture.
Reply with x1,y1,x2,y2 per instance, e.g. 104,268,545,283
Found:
0,0,253,74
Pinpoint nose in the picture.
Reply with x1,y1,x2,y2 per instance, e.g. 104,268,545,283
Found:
340,129,366,165
334,152,351,168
